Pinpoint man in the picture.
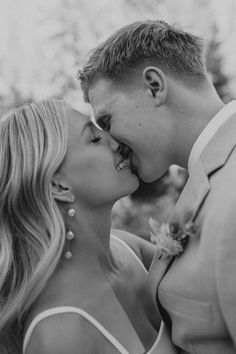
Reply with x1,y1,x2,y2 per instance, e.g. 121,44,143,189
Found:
78,20,236,353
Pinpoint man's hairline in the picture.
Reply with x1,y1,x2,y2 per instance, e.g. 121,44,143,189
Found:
86,72,139,105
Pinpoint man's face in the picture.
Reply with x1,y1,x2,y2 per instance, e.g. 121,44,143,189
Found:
59,108,139,206
89,77,174,182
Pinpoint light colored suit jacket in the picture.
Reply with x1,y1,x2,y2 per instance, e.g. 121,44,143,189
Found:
148,113,236,354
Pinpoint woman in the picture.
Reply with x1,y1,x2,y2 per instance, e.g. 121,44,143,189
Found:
0,100,176,354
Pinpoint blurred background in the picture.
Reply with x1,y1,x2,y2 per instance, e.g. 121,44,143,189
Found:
0,0,235,239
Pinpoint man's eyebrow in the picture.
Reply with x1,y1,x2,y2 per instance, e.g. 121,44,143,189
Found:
81,120,93,136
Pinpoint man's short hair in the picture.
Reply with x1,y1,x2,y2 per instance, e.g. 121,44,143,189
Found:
78,20,208,102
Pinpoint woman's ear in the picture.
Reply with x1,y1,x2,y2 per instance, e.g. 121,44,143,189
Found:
143,66,167,106
51,179,75,203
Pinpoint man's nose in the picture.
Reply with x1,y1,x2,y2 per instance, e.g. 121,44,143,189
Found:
119,144,130,158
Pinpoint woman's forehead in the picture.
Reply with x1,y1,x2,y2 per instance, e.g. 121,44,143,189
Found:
66,107,91,130
67,107,90,122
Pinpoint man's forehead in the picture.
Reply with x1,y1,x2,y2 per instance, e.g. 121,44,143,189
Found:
89,77,112,99
89,78,116,117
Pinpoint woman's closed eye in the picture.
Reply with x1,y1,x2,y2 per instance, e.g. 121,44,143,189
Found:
88,123,103,144
90,134,103,144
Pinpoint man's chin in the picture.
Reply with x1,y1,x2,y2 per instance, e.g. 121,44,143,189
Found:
138,168,166,183
131,158,166,182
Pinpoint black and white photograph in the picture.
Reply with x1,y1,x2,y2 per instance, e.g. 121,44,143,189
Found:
0,1,236,353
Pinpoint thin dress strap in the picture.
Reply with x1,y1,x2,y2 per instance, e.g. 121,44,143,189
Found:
146,327,161,353
111,235,161,354
23,306,130,354
111,234,147,273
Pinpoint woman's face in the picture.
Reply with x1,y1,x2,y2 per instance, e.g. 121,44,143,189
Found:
59,108,139,206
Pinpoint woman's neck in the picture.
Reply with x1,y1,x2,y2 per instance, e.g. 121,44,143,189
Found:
24,204,118,329
60,202,117,274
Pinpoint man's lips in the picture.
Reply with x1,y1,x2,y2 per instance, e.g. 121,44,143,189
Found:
118,143,138,175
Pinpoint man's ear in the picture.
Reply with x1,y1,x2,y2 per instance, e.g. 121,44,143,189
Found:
51,179,75,203
143,66,167,105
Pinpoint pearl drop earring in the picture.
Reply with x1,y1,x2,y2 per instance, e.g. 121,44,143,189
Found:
65,208,76,259
67,208,75,218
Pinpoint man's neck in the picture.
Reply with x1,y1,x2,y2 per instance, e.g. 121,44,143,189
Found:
172,88,224,168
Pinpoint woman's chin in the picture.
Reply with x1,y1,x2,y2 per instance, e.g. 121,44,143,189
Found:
122,177,140,196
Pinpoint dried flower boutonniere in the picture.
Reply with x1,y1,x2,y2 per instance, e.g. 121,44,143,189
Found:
149,215,198,261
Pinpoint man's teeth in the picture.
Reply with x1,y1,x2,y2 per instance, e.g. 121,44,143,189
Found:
116,159,130,170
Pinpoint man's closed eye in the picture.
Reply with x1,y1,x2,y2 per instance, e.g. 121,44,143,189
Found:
98,115,111,131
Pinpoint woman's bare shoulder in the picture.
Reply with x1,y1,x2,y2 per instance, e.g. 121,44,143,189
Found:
111,228,145,249
25,311,111,354
111,228,156,270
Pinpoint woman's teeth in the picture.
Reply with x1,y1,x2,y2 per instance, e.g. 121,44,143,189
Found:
116,159,130,170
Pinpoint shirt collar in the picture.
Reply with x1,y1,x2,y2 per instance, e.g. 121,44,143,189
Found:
188,100,236,174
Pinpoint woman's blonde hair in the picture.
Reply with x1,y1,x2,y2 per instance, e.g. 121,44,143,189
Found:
0,99,68,348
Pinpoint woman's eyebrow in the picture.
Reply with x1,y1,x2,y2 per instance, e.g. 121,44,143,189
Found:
80,121,93,136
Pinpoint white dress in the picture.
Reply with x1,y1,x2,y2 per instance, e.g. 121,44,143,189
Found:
23,235,161,354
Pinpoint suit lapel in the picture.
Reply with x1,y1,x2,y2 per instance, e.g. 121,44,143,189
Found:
201,113,236,175
174,160,210,222
176,113,236,221
148,160,210,305
149,113,236,304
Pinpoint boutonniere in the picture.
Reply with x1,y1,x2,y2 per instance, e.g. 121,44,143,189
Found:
149,214,198,261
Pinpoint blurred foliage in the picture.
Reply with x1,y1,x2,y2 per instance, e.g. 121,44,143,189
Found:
206,24,232,103
112,167,188,239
